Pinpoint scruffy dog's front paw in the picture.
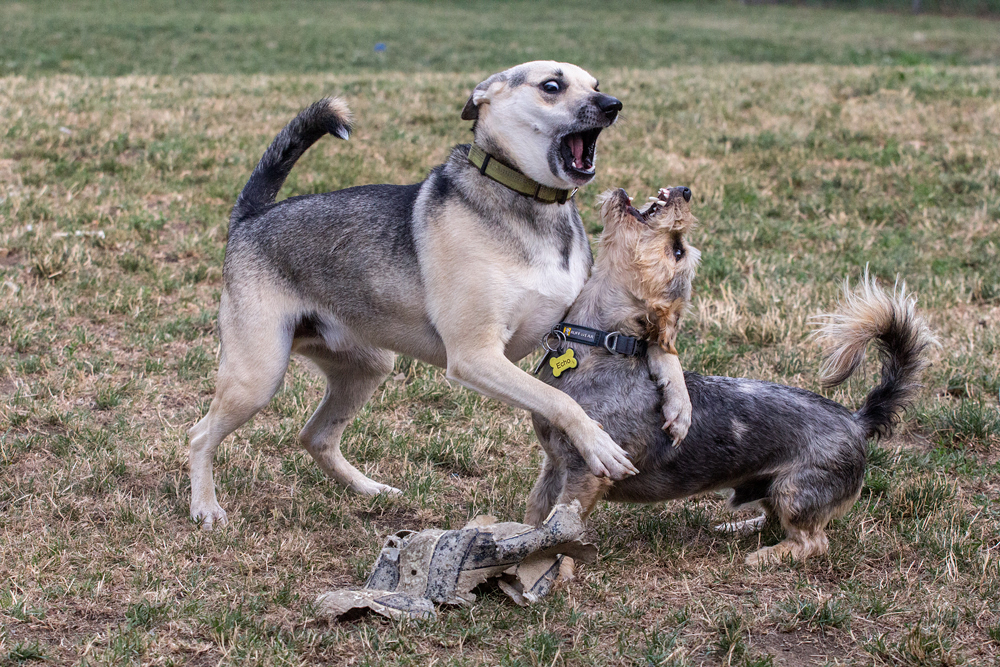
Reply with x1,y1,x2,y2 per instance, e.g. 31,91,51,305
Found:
647,346,691,447
661,390,692,447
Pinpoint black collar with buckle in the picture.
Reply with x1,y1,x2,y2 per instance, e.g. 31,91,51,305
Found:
533,322,648,375
467,144,577,204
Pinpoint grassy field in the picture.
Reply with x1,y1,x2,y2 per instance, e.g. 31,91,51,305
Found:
4,0,1000,77
2,2,1000,666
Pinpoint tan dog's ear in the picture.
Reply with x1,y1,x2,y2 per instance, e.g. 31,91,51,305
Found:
461,73,509,121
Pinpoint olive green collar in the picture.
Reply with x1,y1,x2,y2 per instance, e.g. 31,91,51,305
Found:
467,144,577,205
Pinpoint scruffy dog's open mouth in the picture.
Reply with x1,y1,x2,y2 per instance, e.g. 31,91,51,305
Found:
617,187,671,223
560,128,602,179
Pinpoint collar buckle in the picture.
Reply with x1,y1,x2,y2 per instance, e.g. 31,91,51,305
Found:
603,332,620,354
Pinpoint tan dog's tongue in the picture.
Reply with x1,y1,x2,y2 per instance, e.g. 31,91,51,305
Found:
568,134,584,168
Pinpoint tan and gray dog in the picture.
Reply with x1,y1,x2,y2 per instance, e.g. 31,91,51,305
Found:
187,61,693,528
527,188,933,566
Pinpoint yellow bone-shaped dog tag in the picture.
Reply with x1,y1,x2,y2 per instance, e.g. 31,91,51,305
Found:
549,348,578,377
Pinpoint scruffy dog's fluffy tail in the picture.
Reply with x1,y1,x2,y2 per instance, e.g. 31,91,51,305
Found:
231,97,353,225
814,271,935,441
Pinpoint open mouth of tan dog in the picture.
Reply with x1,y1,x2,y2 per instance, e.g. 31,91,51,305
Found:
560,128,602,179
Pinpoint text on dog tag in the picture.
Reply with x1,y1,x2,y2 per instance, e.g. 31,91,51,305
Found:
549,349,578,377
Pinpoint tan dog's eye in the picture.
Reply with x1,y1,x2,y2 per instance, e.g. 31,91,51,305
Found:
541,80,561,94
671,238,685,261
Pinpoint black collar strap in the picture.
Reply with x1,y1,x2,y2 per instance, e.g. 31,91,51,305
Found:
467,144,577,204
553,322,648,357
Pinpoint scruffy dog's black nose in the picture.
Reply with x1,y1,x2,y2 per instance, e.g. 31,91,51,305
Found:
595,94,623,122
681,186,692,202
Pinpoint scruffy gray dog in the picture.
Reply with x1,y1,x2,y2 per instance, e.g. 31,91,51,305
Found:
526,187,934,566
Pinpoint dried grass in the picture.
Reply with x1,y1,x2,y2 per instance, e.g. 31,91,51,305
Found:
1,62,999,665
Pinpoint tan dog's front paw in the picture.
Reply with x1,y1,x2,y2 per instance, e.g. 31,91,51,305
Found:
661,390,692,446
571,419,638,480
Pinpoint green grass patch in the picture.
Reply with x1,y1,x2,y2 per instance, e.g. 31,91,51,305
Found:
4,0,1000,79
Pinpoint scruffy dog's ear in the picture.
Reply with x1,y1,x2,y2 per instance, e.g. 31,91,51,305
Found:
461,73,508,121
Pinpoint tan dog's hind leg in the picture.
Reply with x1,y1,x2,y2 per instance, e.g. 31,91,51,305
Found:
297,346,398,496
745,525,829,566
188,294,292,529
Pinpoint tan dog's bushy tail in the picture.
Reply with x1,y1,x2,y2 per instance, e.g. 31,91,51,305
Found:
813,270,935,440
231,97,353,225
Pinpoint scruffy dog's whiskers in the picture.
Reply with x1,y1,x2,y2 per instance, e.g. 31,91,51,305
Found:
527,190,934,568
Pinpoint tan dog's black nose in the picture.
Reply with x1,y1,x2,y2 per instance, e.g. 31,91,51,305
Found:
595,94,622,122
680,186,691,202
